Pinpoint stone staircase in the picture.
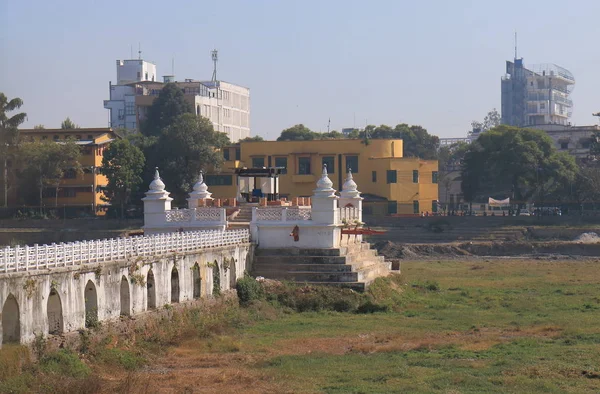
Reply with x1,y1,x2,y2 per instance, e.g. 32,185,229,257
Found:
230,203,256,223
251,243,393,291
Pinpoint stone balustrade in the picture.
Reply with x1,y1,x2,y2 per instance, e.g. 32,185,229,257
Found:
0,229,249,274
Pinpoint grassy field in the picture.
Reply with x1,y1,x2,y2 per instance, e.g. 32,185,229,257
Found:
2,258,600,393
237,259,600,393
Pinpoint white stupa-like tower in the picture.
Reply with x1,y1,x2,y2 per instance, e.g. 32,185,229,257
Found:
142,168,173,233
187,172,213,208
339,168,363,223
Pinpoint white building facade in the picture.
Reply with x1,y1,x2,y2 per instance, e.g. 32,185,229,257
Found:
104,59,250,142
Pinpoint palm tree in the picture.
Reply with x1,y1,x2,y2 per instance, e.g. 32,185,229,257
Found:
0,93,27,207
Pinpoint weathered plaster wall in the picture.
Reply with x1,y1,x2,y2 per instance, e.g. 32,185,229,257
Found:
0,243,252,346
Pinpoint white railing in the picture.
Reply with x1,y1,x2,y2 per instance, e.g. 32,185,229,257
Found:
0,229,249,274
286,207,312,221
255,207,283,221
165,207,225,223
339,207,360,224
254,207,312,222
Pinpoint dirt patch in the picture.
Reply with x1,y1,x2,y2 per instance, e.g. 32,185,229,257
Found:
574,232,600,243
374,240,600,260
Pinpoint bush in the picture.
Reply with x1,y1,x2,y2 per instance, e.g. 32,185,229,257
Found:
356,300,390,314
39,349,90,378
236,275,265,305
96,348,146,371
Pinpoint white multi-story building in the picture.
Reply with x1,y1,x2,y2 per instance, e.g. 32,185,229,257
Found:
104,58,250,142
501,58,575,127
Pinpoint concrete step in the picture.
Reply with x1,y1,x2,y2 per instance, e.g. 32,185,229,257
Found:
254,255,348,264
253,263,354,273
256,248,345,257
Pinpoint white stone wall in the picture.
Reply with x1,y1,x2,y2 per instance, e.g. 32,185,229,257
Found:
0,243,252,346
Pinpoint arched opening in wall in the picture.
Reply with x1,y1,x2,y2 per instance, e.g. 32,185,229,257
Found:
229,256,237,289
47,289,64,335
2,294,20,344
192,263,201,299
171,267,180,303
120,276,130,316
85,280,98,328
147,270,156,310
212,260,221,296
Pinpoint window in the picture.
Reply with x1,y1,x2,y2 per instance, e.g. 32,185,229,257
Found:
64,189,77,198
581,139,591,149
432,200,438,213
205,175,233,186
372,171,377,183
345,155,358,173
252,157,265,168
413,170,419,183
298,157,311,174
125,103,135,115
235,148,241,161
63,169,77,179
42,188,57,198
388,201,397,215
87,135,93,140
386,170,397,184
413,200,420,214
53,135,59,140
42,136,48,140
432,171,438,184
322,156,335,173
75,135,82,140
223,149,230,161
275,157,287,174
560,142,568,150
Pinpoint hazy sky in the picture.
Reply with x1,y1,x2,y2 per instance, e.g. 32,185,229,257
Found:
2,0,599,140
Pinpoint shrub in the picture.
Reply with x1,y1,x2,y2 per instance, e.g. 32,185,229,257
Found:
356,300,390,314
39,349,90,378
96,348,146,371
236,275,265,305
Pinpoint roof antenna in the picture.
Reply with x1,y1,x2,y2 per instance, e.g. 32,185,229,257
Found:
138,42,142,60
514,31,518,60
130,44,133,59
211,49,218,82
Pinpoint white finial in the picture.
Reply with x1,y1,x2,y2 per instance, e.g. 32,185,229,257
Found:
148,167,166,191
189,170,212,201
314,163,335,197
341,167,361,199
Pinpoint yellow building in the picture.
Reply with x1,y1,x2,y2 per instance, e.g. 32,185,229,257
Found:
207,139,439,215
10,128,119,216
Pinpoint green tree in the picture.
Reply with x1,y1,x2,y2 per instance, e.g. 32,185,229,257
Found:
437,142,470,210
461,125,577,209
0,93,27,207
141,83,193,137
61,117,79,129
147,113,229,204
33,124,45,130
100,139,145,219
320,130,345,139
363,123,439,159
277,124,318,141
19,140,82,212
238,135,265,142
470,108,501,134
